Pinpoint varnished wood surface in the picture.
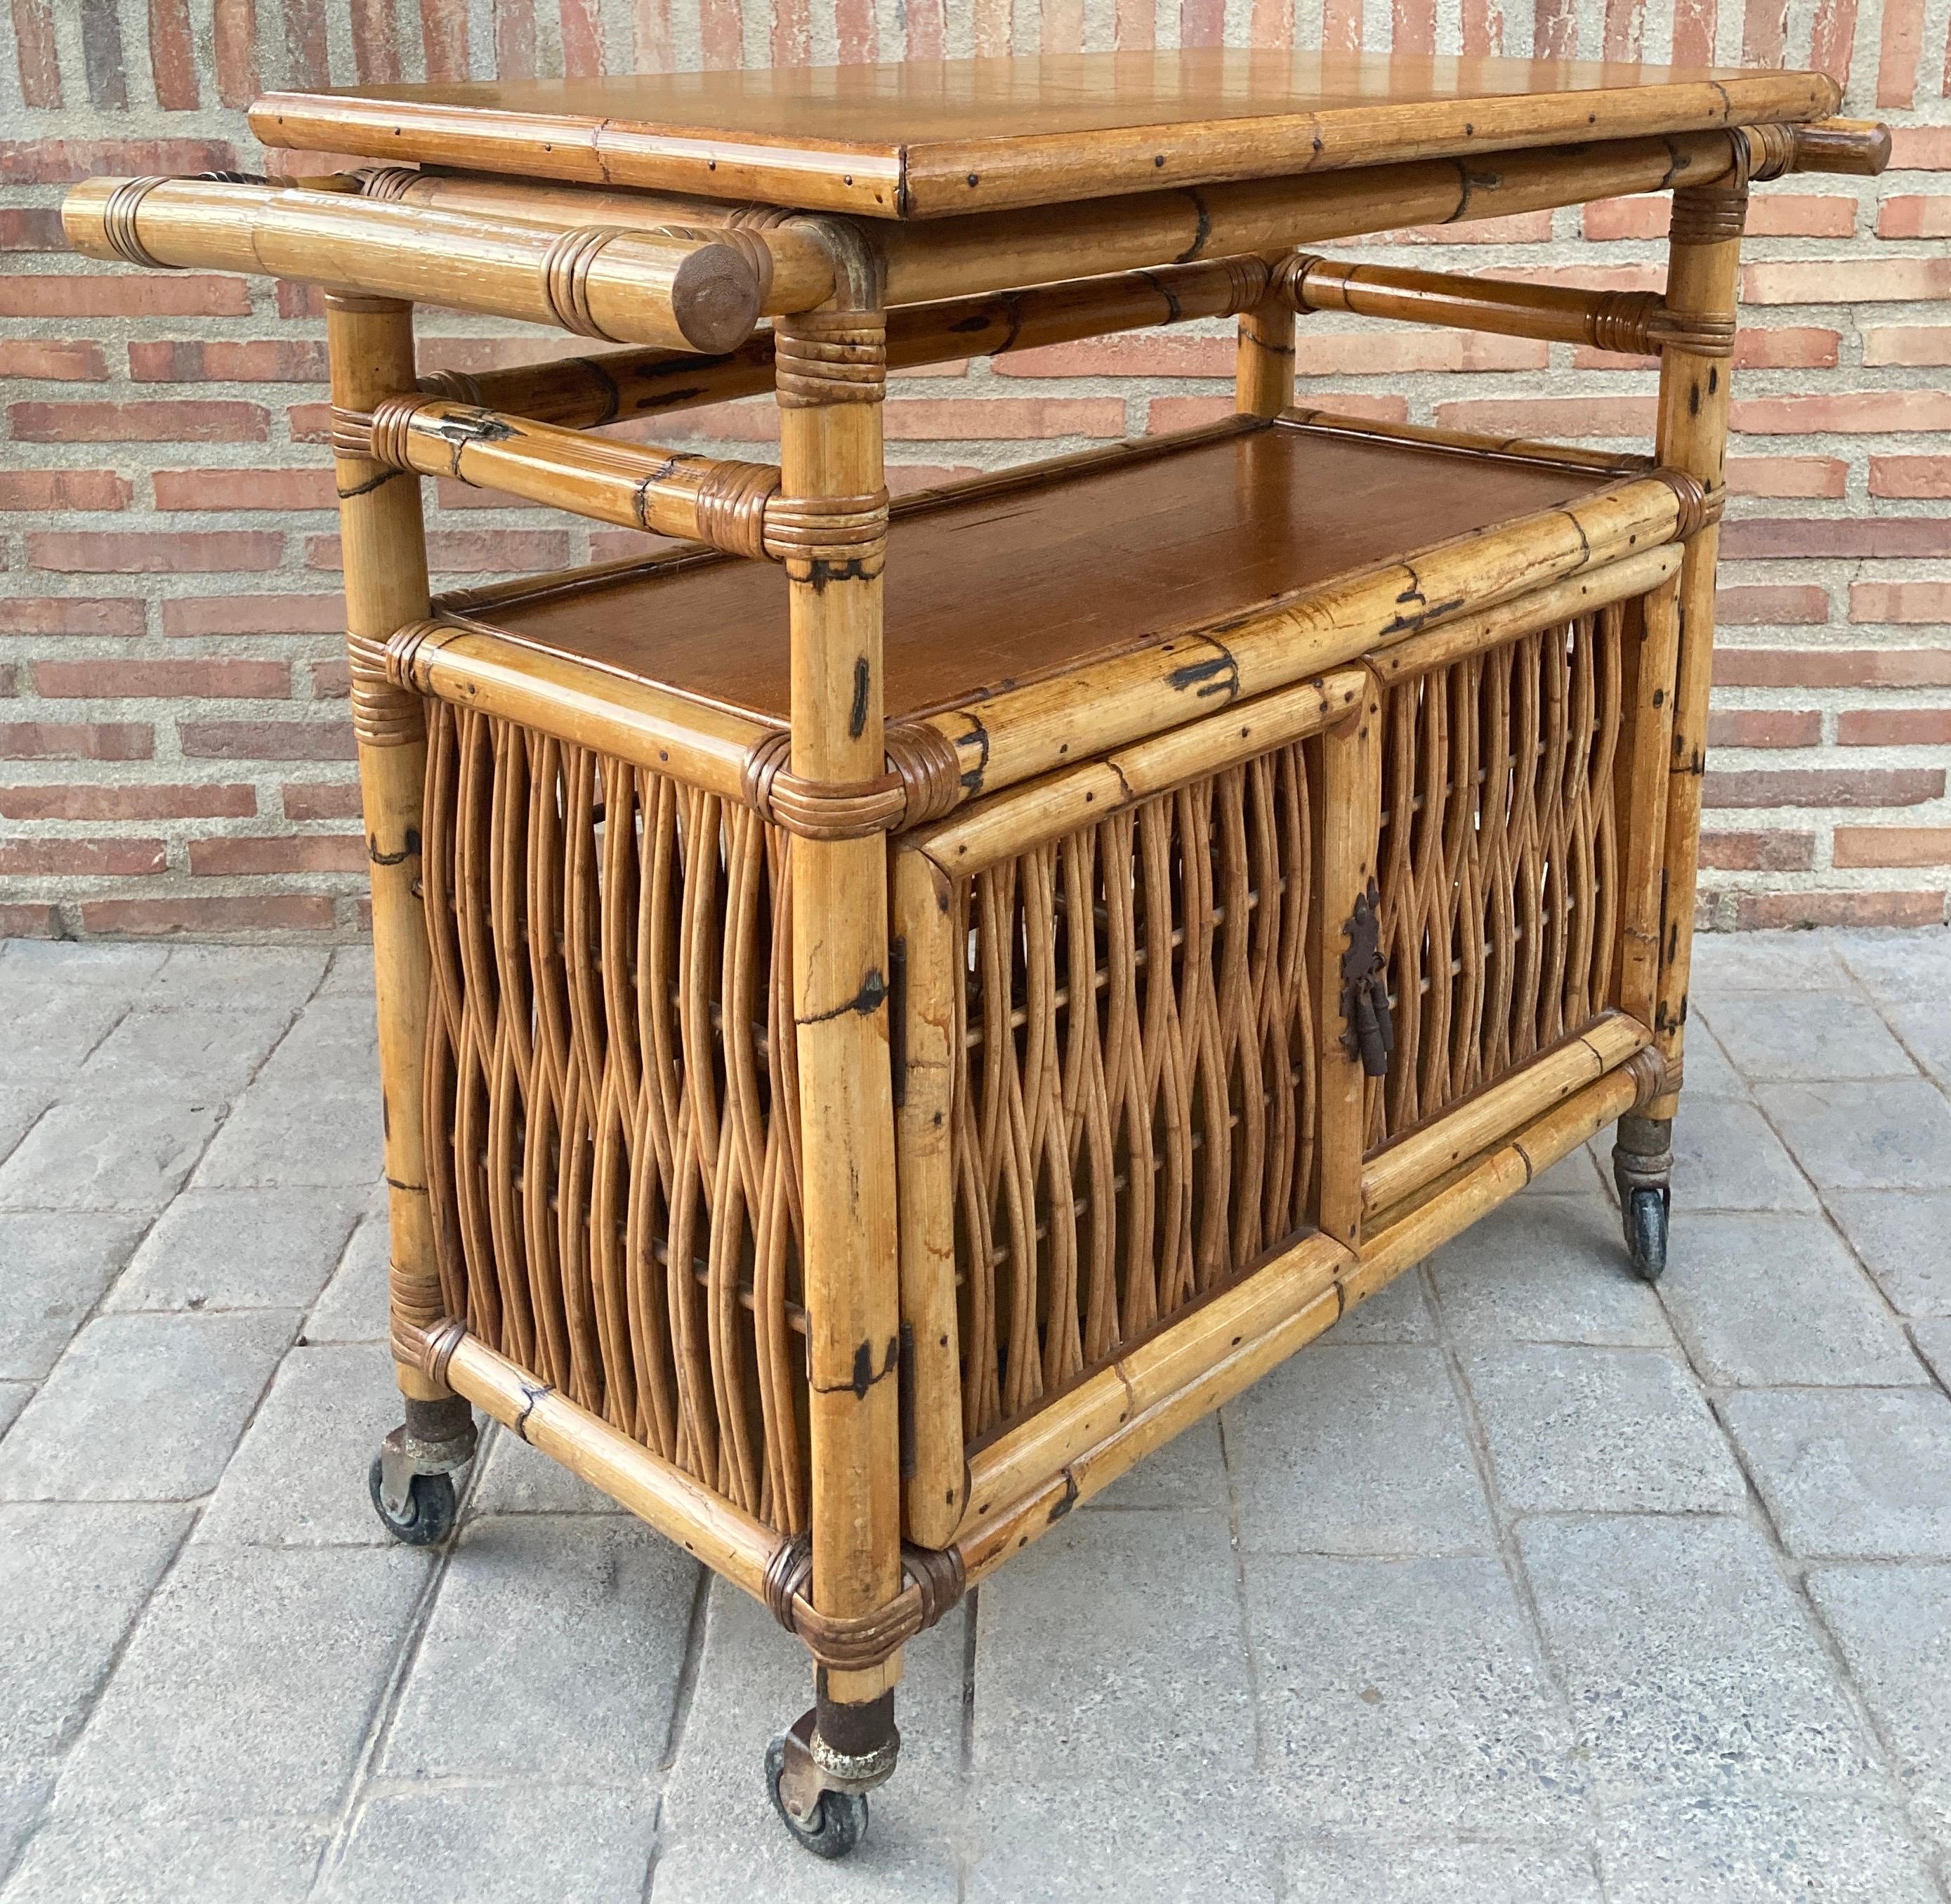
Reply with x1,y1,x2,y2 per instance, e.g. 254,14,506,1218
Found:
250,50,1839,218
457,421,1610,723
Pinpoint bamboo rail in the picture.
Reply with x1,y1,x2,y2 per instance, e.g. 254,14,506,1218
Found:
440,1328,787,1600
348,397,784,558
1280,254,1734,357
1615,575,1685,1027
1360,1011,1652,1218
421,257,1282,431
62,174,822,353
1280,407,1650,477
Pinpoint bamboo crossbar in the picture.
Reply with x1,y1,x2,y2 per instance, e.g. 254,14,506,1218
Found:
439,1328,787,1600
1360,1011,1653,1217
423,257,1283,431
1282,256,1735,357
1280,407,1650,477
61,175,820,353
347,396,787,558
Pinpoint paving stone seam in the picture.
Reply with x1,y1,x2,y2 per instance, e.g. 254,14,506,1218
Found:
1415,1259,1610,1870
1216,1407,1274,1794
638,1559,714,1902
304,1432,490,1900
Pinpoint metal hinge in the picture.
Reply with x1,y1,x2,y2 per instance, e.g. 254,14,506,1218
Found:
1340,880,1395,1079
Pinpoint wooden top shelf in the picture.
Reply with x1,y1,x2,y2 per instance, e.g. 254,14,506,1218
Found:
250,51,1840,220
431,418,1623,726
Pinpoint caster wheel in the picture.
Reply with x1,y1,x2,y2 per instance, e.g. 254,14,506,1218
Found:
1624,1186,1669,1285
367,1453,457,1547
765,1732,868,1859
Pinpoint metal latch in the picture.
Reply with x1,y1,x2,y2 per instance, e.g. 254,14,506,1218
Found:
1340,880,1395,1079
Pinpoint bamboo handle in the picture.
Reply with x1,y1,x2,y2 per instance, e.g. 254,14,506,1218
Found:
62,175,779,353
1750,117,1892,177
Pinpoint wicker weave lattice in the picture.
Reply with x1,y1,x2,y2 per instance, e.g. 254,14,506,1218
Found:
950,748,1320,1442
421,702,810,1533
1368,607,1626,1146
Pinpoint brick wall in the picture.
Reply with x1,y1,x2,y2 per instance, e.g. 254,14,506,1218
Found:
2,1,1948,940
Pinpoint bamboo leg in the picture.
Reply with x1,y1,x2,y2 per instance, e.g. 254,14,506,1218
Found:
1622,175,1746,1279
774,233,905,1807
326,291,478,1513
1235,282,1296,418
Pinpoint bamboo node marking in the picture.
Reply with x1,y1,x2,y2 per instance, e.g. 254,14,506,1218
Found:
773,313,888,407
692,459,783,560
346,628,424,747
101,177,173,270
1669,180,1749,244
540,225,633,339
761,488,890,575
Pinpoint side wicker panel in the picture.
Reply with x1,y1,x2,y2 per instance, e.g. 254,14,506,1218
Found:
952,744,1318,1443
420,700,810,1535
1367,605,1627,1148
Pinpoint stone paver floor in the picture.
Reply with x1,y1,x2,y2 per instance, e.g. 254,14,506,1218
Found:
1,927,1949,1902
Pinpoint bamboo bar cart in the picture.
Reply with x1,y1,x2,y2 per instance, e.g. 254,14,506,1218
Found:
64,53,1889,1860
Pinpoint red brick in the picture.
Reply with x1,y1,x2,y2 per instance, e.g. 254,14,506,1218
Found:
0,598,145,637
1707,710,1822,749
1732,393,1951,435
276,282,329,321
1585,193,1855,239
882,397,1129,440
1732,891,1947,929
1699,830,1817,872
1877,195,1951,238
1743,258,1951,304
0,137,237,183
1838,708,1951,747
0,904,61,938
0,276,251,319
28,532,284,575
0,341,108,382
1733,329,1841,372
1430,396,1655,438
1716,648,1951,689
1153,393,1407,434
1722,519,1951,560
189,836,367,876
1833,827,1951,868
152,468,339,512
1704,767,1944,809
1725,457,1847,499
179,721,355,761
0,722,152,761
0,471,131,511
1890,128,1951,169
305,530,572,574
1715,586,1832,627
1861,327,1951,367
1869,456,1951,498
162,594,346,638
0,208,65,251
0,784,255,821
129,340,331,383
1851,582,1951,625
1385,209,1556,244
993,331,1543,379
11,400,268,444
308,659,350,699
282,782,363,821
77,895,336,936
34,659,290,700
0,839,167,877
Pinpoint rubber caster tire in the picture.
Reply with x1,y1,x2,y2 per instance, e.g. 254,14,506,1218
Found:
765,1733,868,1859
367,1454,457,1547
1624,1186,1669,1285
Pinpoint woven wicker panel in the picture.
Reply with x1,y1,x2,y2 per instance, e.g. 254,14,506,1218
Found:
1367,605,1626,1148
421,702,809,1534
952,745,1319,1443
